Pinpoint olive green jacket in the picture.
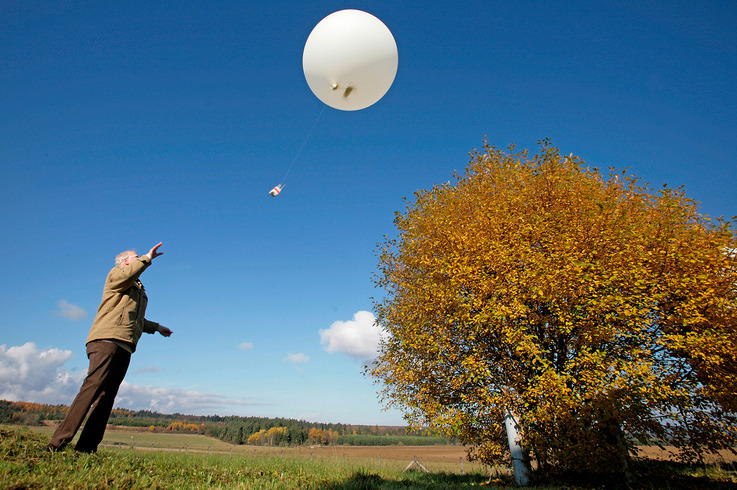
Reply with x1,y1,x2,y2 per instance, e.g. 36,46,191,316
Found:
86,255,160,352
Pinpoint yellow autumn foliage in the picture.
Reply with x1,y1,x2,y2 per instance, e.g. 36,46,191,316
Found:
370,140,737,477
247,427,288,446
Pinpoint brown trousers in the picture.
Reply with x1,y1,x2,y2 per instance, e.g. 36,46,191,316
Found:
49,340,131,452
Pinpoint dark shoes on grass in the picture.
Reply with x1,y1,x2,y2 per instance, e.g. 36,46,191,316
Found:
42,443,63,452
42,442,95,454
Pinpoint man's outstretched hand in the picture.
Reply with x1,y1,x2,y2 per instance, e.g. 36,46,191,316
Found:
148,242,164,259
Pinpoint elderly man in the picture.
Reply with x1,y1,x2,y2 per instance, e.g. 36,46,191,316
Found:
44,242,173,453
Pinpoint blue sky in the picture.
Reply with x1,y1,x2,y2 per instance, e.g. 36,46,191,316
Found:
1,1,735,426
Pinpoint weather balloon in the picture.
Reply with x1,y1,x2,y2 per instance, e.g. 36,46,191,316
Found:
303,9,398,111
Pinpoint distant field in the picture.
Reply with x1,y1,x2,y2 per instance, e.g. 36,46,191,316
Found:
26,423,737,471
635,444,737,464
30,424,227,449
27,424,484,474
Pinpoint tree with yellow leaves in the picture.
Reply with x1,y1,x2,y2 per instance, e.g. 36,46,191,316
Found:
370,140,737,481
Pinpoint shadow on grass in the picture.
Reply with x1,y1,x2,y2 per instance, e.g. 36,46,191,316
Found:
526,459,737,489
630,459,737,490
327,469,502,489
328,460,737,489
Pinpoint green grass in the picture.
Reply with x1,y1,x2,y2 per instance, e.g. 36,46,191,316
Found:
3,426,736,489
1,426,494,489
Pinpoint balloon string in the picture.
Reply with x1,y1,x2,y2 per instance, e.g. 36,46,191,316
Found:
281,106,326,185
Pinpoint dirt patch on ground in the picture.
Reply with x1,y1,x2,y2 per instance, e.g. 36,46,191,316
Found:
288,444,470,463
279,444,737,465
635,445,737,463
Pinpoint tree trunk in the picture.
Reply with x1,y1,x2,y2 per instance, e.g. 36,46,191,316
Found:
504,409,530,486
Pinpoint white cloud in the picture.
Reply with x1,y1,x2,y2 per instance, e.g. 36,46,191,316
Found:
319,310,386,361
0,342,83,403
53,299,89,321
239,342,254,351
134,364,163,374
0,342,260,415
285,353,309,364
115,382,260,414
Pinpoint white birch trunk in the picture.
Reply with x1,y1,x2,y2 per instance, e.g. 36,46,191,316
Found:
504,409,530,486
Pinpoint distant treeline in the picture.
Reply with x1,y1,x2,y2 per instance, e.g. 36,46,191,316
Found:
0,400,68,426
0,400,454,447
335,434,453,446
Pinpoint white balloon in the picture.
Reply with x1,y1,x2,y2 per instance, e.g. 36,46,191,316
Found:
303,10,398,111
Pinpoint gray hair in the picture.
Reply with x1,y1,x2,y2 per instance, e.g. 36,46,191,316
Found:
115,250,137,268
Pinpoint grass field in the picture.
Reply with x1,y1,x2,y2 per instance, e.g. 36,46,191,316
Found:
27,424,488,475
5,425,737,489
2,426,495,489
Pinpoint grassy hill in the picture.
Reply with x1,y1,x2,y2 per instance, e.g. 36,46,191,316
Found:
3,425,737,489
1,425,489,489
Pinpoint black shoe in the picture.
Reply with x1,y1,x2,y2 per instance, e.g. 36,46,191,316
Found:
75,446,97,454
43,443,62,452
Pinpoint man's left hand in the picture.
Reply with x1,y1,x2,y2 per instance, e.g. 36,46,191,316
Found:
148,242,164,259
